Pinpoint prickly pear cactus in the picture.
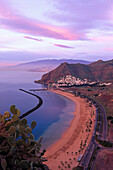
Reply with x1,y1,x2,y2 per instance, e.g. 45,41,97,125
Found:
0,105,48,170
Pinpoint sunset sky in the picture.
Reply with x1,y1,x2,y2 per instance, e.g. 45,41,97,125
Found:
0,0,113,66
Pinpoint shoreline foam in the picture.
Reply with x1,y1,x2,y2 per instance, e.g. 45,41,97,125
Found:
45,90,96,169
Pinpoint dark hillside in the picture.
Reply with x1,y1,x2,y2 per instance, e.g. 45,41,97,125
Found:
90,60,113,81
36,59,113,83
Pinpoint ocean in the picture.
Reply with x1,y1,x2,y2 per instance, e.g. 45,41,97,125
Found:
0,70,75,149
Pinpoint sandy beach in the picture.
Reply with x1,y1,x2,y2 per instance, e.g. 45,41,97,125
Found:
45,90,96,170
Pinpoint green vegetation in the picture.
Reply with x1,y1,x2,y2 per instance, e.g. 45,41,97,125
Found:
95,136,113,147
70,82,113,117
0,105,48,170
72,166,84,170
107,116,113,124
111,120,113,124
107,116,113,120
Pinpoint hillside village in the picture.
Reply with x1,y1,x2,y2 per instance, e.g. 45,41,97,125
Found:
37,60,113,85
51,75,111,88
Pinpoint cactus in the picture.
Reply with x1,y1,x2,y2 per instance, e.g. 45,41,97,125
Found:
1,158,7,170
8,126,16,134
4,111,11,118
0,114,2,121
18,160,30,169
31,120,37,129
20,118,27,126
25,127,32,134
7,136,16,146
10,105,20,115
29,134,34,140
11,115,19,122
0,105,48,170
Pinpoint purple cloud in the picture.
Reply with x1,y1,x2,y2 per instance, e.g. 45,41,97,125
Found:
24,36,42,41
53,43,74,49
47,0,113,35
0,0,81,41
1,16,80,40
0,0,113,44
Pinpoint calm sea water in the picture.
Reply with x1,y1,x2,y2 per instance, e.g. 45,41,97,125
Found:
0,70,75,148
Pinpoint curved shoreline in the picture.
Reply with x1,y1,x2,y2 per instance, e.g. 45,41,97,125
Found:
19,89,43,119
45,90,80,155
45,90,96,169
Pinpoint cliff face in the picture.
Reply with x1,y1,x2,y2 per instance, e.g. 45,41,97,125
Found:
36,59,113,83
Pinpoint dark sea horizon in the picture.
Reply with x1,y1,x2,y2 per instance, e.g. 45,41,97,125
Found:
0,70,75,149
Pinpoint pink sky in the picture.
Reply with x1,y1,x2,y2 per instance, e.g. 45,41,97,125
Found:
0,0,113,66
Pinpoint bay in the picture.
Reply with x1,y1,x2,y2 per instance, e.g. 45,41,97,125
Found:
0,70,75,148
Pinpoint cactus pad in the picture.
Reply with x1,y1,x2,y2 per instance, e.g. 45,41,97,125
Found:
11,115,19,122
31,121,37,129
7,136,16,146
25,127,32,134
8,126,16,134
0,114,3,121
20,118,27,126
19,160,30,169
4,111,11,118
10,105,20,116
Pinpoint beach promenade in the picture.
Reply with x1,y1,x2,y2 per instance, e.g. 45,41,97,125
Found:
45,90,96,170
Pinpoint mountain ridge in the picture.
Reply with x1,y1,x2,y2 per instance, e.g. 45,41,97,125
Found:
36,59,113,83
1,59,91,72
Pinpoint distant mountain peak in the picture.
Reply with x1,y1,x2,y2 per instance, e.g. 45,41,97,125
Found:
97,60,103,62
60,62,69,66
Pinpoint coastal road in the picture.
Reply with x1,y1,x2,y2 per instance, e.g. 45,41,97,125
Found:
19,89,43,119
86,97,108,140
97,102,108,140
79,138,96,169
79,97,108,169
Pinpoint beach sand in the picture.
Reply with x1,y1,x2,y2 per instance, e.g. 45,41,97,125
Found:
45,90,96,170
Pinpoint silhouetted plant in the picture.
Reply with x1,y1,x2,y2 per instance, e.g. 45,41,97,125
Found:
58,165,61,168
68,164,71,168
78,150,81,153
0,105,48,170
61,161,64,166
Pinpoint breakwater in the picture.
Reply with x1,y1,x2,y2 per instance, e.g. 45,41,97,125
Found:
29,88,48,91
19,89,43,119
